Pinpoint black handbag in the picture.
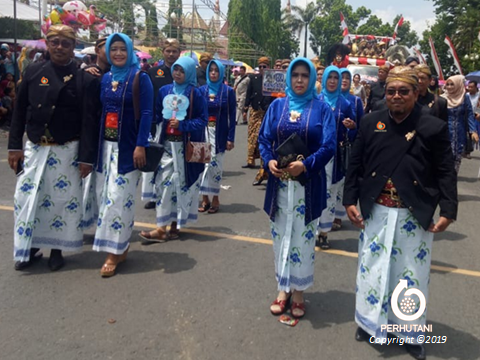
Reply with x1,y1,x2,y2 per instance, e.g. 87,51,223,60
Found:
339,140,352,173
133,70,164,172
275,133,310,186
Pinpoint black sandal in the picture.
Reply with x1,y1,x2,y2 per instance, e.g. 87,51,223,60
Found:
317,234,330,250
198,202,211,213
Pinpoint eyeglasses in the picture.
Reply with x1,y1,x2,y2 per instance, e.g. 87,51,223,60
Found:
281,65,289,69
48,38,74,49
386,88,412,96
259,65,268,69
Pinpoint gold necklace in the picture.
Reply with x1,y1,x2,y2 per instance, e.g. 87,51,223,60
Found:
112,81,119,92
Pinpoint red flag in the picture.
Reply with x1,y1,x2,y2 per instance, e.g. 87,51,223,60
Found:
390,16,404,45
413,47,426,64
429,37,444,80
340,12,349,44
444,35,463,75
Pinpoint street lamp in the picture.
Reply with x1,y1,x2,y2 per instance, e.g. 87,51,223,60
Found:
464,53,480,71
170,12,176,38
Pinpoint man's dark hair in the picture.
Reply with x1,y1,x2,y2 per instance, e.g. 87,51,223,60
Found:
469,80,478,87
142,58,147,63
3,87,11,96
405,56,419,65
240,65,246,71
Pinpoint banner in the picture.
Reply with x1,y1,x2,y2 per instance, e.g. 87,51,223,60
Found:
429,37,444,80
444,35,463,75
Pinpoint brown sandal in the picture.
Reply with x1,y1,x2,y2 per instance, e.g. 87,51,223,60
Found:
100,247,129,277
139,229,169,243
270,293,292,315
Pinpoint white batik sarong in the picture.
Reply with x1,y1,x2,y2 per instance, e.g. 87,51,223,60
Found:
81,171,98,230
270,180,317,292
200,125,225,195
141,124,161,201
355,204,433,344
318,157,346,232
13,140,84,261
93,141,140,255
154,140,200,228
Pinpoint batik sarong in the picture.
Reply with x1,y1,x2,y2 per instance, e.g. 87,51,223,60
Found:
318,158,346,232
355,203,433,344
81,171,98,230
141,124,162,201
13,140,84,261
247,109,265,165
270,180,317,292
200,125,225,195
154,140,200,228
93,141,140,255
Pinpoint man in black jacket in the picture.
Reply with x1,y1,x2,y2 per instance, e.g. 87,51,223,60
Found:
242,56,272,185
365,65,389,113
415,64,448,122
8,25,101,272
343,66,457,360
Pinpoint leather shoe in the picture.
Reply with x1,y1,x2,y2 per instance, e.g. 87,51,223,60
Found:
252,179,264,186
14,248,42,270
241,164,255,169
355,327,370,342
405,344,426,360
144,201,156,209
48,249,65,271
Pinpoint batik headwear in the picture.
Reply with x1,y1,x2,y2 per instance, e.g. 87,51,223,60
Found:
321,65,342,109
199,52,213,63
258,56,270,66
285,57,317,113
415,63,432,77
386,66,418,87
105,33,139,82
339,68,352,97
95,37,107,48
274,59,282,66
206,59,225,96
441,75,466,108
281,59,291,66
172,56,197,95
378,64,390,74
162,38,181,50
46,25,76,41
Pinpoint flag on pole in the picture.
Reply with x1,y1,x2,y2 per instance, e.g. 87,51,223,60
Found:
390,16,404,45
444,35,463,75
413,47,426,64
340,12,349,44
429,36,444,80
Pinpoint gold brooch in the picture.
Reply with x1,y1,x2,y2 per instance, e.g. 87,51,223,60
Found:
289,110,301,122
111,81,119,92
405,130,416,141
63,74,73,83
428,101,434,108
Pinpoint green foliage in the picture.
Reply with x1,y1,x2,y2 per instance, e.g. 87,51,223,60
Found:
284,2,322,57
0,18,40,40
162,0,183,43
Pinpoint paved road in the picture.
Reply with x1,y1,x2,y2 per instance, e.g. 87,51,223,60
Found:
0,127,479,360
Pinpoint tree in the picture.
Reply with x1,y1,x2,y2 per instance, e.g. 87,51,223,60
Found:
357,15,418,47
0,18,40,40
283,2,322,57
162,0,183,42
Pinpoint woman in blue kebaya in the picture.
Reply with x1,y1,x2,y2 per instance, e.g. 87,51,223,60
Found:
340,68,364,126
259,58,336,319
198,60,236,214
317,65,356,250
93,33,153,277
139,57,208,242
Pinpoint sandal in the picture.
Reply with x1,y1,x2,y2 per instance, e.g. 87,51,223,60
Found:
169,229,180,240
207,206,219,214
198,202,211,213
317,234,330,250
270,293,292,315
332,220,342,231
139,229,169,243
100,247,129,277
291,301,306,318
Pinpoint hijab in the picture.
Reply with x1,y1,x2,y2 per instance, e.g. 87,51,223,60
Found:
429,75,439,94
321,65,342,109
339,68,352,97
206,59,225,96
171,56,197,95
285,57,317,113
441,75,465,108
105,33,139,82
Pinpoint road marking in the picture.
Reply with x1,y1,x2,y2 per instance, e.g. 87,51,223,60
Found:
0,159,7,163
1,206,479,277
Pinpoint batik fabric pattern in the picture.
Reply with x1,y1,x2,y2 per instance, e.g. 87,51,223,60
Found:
355,204,433,344
200,125,224,195
247,109,265,165
14,140,84,261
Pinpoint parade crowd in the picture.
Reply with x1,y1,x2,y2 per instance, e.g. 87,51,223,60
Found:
5,25,480,360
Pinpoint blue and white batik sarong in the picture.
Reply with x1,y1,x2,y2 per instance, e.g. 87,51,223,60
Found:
81,171,98,230
93,141,140,255
154,140,200,228
270,180,317,292
318,157,346,233
200,125,225,196
355,203,433,344
13,140,84,261
141,124,162,201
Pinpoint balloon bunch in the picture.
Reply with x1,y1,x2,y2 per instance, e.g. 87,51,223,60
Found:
41,1,107,35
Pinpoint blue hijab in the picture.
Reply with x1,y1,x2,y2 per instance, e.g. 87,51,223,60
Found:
339,68,352,97
206,59,225,96
321,65,342,109
172,57,197,95
285,57,317,113
106,33,139,82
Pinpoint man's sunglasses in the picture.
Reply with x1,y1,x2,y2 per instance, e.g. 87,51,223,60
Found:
49,38,74,48
259,65,268,69
386,88,411,96
281,65,289,69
